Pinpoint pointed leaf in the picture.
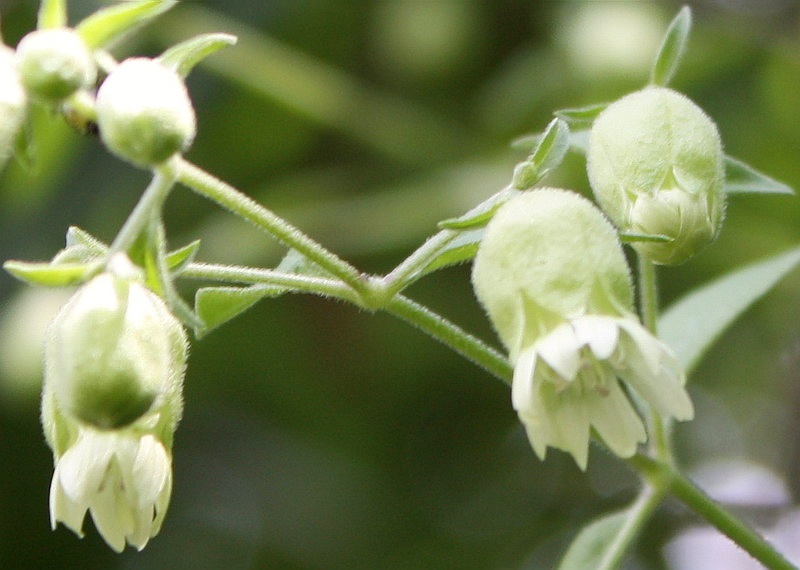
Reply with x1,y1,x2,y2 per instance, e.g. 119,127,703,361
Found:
158,33,238,78
413,229,484,280
555,103,609,129
620,232,673,244
511,118,570,189
650,6,692,86
724,155,794,195
660,246,800,374
3,260,96,287
65,226,108,253
438,187,520,230
166,240,201,273
557,511,628,570
195,285,283,336
38,0,67,29
76,0,177,49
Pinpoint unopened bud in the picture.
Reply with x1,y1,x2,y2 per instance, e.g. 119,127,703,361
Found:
16,28,96,101
587,86,725,264
0,46,26,170
44,261,187,429
96,58,196,166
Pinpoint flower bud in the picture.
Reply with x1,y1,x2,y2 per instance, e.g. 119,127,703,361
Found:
587,86,725,265
96,58,196,166
0,46,27,170
16,28,96,101
472,188,633,359
44,260,187,429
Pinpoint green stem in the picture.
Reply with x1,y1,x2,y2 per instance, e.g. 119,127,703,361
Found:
181,261,512,384
597,484,668,570
636,254,673,465
637,255,659,334
630,455,798,570
385,295,512,384
108,163,176,256
173,158,372,301
181,262,361,303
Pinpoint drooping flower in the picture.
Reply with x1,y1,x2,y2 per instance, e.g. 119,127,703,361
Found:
471,188,693,469
587,86,725,265
42,254,186,550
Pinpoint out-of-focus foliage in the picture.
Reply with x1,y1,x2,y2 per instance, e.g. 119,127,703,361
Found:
1,1,799,568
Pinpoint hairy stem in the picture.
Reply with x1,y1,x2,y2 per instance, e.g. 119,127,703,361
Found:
173,158,371,301
630,455,798,570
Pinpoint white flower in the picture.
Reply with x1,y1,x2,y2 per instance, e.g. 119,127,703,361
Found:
472,189,695,468
48,428,172,552
512,315,693,469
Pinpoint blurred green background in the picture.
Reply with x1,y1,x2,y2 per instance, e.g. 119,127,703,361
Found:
1,1,800,568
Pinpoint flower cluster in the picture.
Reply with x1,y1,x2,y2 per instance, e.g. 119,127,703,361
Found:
0,24,197,174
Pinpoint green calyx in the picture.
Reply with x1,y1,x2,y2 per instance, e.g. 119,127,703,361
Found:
471,188,633,359
44,268,187,430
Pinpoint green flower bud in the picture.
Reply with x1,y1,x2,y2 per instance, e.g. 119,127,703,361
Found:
0,46,27,170
472,189,692,468
44,256,187,430
96,58,196,166
587,86,725,265
16,28,96,101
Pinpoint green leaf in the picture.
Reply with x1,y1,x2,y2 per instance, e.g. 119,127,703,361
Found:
511,117,570,189
650,6,692,86
620,232,673,244
158,33,238,78
554,103,608,129
194,285,283,336
414,228,484,279
438,187,520,230
76,0,177,49
166,240,201,273
37,0,67,29
724,155,794,195
65,226,108,253
660,246,800,374
557,511,628,570
3,260,97,287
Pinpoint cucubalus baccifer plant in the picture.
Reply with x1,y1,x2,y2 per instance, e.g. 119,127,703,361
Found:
2,1,799,567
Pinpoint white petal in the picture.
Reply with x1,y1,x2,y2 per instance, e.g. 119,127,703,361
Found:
535,323,582,381
130,435,170,508
49,472,87,535
89,460,133,553
572,315,619,360
57,432,114,503
587,379,647,458
617,319,662,375
128,504,156,551
511,346,538,412
616,347,693,421
547,385,591,469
